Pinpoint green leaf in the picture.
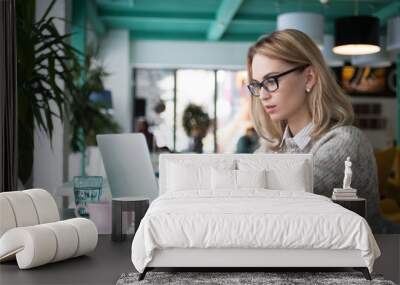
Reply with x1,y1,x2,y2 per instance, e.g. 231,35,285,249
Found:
38,0,57,27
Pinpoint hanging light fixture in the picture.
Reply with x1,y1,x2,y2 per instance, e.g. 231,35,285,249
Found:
351,37,391,67
333,15,380,55
322,34,348,67
387,16,400,52
277,12,324,48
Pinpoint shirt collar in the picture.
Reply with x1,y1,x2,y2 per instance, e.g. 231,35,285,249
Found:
279,122,314,150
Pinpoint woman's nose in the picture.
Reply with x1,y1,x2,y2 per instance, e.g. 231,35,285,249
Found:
259,88,272,100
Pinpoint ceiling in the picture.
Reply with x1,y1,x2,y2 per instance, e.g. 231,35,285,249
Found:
89,0,400,42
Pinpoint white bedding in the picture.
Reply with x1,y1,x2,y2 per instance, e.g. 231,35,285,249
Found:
131,190,380,273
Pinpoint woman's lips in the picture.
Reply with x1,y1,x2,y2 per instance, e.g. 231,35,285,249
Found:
264,105,277,113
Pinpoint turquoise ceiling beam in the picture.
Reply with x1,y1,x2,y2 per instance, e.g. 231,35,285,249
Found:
129,30,260,42
97,0,219,13
97,0,396,43
232,19,275,26
87,0,106,36
103,14,335,38
373,1,400,24
207,0,244,41
102,17,209,33
238,0,391,17
130,31,206,41
98,9,215,20
71,0,86,61
222,32,261,42
101,16,210,26
227,19,275,34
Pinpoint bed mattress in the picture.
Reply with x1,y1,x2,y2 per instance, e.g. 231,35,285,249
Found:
131,190,380,273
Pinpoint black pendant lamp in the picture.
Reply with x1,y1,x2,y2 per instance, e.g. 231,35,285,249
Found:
333,16,380,55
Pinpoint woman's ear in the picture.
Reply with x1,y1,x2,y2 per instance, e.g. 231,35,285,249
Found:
304,66,317,93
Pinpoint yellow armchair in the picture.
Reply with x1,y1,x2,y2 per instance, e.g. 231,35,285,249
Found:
374,147,396,198
386,147,400,201
379,198,400,223
374,147,400,223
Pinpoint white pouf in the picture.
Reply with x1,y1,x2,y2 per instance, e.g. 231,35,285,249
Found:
0,189,98,269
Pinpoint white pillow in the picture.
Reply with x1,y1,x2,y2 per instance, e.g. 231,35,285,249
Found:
211,168,236,190
236,169,267,189
211,168,268,190
167,162,210,191
266,162,308,192
237,159,310,192
165,159,236,192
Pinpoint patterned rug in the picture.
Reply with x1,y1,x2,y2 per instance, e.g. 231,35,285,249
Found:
116,271,396,285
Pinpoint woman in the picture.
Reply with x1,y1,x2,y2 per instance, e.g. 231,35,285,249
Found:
247,29,399,233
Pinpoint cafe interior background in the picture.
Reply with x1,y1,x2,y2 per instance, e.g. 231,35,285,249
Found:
4,0,400,229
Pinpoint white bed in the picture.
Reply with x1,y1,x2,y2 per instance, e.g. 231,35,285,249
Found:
131,154,380,280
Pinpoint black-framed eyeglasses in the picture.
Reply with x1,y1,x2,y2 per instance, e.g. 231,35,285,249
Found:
247,64,309,97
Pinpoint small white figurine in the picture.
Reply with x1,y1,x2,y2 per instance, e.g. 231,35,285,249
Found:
332,156,357,199
342,156,352,189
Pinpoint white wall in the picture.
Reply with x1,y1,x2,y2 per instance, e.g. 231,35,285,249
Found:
99,30,132,132
33,0,68,194
69,30,132,180
130,40,252,69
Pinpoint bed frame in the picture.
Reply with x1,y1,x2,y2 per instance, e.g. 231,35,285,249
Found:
138,154,372,281
139,248,371,280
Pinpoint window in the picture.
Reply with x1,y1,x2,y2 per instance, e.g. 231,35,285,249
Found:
134,69,175,151
216,70,250,153
176,70,215,152
133,68,252,153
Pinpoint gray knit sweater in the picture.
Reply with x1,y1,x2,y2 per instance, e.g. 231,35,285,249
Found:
256,125,396,233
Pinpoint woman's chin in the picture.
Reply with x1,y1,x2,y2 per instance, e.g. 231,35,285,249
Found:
268,113,284,121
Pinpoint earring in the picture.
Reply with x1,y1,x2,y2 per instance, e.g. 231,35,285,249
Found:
306,88,311,93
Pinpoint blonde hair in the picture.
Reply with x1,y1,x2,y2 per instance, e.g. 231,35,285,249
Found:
247,29,354,151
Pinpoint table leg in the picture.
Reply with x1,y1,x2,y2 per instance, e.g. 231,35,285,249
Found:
112,201,123,242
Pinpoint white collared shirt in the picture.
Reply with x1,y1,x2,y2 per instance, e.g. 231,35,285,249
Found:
279,122,314,151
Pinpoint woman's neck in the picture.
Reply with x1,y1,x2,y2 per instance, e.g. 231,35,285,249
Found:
287,107,312,136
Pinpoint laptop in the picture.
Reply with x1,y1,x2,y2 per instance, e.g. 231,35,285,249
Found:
97,133,159,201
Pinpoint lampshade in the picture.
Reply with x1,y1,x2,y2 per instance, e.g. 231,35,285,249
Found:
277,12,324,48
322,35,347,67
351,37,391,67
387,16,400,52
333,16,380,55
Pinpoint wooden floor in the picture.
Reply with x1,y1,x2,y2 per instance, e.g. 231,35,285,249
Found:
0,235,133,285
0,235,399,285
373,234,400,284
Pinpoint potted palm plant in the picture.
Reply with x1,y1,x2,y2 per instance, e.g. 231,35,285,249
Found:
17,0,80,187
17,0,119,186
69,46,120,175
